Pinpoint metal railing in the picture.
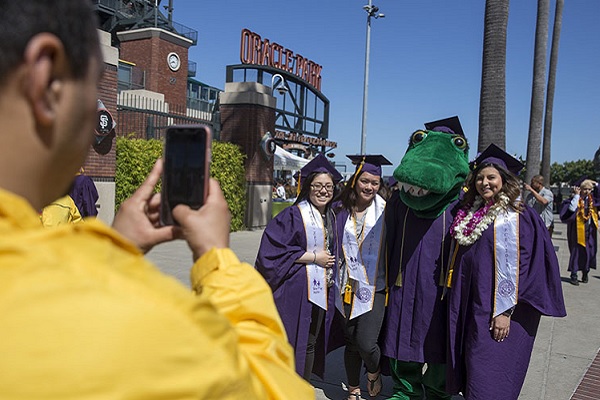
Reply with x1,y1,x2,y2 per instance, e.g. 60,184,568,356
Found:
116,92,215,140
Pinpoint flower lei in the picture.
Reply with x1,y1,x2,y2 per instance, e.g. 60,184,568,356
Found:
450,193,510,246
577,193,594,221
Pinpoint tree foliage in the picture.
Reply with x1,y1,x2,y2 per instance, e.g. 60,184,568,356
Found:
550,159,596,185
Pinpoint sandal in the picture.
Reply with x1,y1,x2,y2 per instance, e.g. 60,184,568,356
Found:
342,383,362,400
366,369,382,397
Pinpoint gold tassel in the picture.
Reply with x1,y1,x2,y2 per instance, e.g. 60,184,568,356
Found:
344,283,352,304
446,244,460,288
394,208,410,287
351,157,365,188
296,172,302,197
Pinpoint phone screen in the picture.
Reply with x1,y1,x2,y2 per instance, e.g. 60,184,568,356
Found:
160,125,211,225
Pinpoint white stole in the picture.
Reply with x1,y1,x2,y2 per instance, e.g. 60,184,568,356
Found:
298,200,328,310
341,194,385,319
493,209,519,317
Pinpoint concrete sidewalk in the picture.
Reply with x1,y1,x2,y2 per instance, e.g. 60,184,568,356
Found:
146,217,599,400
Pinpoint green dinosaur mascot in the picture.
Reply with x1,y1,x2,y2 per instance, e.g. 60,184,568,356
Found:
381,116,470,399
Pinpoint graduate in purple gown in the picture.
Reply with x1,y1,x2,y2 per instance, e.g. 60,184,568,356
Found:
255,154,342,380
446,144,566,400
559,178,599,285
333,154,391,399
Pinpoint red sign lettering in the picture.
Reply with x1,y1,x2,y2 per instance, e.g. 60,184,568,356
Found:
240,28,322,91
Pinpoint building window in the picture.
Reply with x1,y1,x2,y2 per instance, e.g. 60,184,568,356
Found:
187,79,221,113
117,61,145,93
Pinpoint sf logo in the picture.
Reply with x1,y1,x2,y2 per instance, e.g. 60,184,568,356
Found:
99,114,109,130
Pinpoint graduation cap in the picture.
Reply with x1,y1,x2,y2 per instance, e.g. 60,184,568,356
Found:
347,155,392,177
294,153,343,188
471,143,524,175
571,175,588,187
424,116,465,137
346,154,392,187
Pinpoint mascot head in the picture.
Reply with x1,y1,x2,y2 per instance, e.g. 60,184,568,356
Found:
393,116,470,218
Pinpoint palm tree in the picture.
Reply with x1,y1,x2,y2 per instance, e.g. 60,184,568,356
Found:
524,0,550,184
478,0,510,152
541,0,564,183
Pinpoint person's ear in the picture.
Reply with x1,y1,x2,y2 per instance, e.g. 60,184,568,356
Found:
22,33,69,134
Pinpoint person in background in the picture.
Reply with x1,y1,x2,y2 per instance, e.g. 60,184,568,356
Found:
275,179,287,201
559,178,600,285
256,154,342,381
446,144,566,399
333,154,391,399
524,174,554,235
0,1,313,398
284,179,295,201
41,194,83,227
70,170,99,217
554,190,564,213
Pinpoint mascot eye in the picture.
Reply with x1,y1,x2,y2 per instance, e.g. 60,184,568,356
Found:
411,130,427,144
452,136,467,149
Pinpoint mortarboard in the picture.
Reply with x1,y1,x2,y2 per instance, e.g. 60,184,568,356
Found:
471,143,524,175
388,176,398,187
347,154,392,177
571,175,588,187
294,153,343,189
424,116,465,137
346,154,392,187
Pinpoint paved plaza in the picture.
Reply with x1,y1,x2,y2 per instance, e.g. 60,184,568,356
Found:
146,216,600,400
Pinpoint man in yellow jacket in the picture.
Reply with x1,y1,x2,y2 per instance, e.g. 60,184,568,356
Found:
0,1,313,398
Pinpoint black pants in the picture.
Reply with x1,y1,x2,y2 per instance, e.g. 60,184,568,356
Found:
343,290,386,386
303,304,325,380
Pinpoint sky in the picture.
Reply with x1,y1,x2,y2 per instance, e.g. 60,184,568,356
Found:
171,0,600,177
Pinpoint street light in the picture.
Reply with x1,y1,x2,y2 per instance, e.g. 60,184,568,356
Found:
360,0,384,154
271,73,288,96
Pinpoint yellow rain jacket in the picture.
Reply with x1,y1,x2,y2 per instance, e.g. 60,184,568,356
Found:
41,195,83,227
0,188,313,399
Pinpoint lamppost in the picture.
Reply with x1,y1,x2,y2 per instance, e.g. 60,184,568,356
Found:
271,73,288,96
360,1,384,154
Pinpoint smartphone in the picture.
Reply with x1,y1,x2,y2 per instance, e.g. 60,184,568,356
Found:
160,124,212,226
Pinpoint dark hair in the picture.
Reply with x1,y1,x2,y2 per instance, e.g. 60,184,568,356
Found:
462,162,523,211
532,175,544,185
333,170,383,212
0,0,100,86
294,172,337,207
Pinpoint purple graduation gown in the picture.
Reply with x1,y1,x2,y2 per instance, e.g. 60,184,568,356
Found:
381,192,456,363
559,195,599,273
255,205,339,378
446,206,566,399
69,175,99,217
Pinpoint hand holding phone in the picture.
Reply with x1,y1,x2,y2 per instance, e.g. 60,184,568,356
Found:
160,125,212,226
172,178,232,260
112,159,179,253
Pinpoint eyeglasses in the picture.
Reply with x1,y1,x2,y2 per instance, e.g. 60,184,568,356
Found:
311,183,334,192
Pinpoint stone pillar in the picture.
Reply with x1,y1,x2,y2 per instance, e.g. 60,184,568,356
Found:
220,82,276,229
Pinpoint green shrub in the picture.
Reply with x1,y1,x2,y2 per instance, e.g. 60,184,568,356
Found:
210,141,247,231
115,136,163,213
115,137,247,231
